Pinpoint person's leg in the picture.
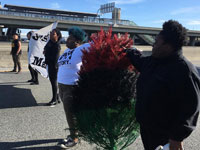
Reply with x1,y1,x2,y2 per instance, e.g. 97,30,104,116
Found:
16,54,21,73
59,84,78,148
33,70,39,83
28,65,34,81
12,54,17,72
62,85,78,138
30,68,39,85
140,125,169,150
47,65,58,104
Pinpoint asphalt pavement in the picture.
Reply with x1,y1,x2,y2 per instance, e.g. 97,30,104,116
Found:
0,71,200,150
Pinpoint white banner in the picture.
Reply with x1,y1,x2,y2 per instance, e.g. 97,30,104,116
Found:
28,22,58,78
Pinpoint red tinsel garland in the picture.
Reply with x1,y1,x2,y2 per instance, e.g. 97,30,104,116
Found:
80,28,134,74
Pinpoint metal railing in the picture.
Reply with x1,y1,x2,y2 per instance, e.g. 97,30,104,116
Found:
0,9,136,26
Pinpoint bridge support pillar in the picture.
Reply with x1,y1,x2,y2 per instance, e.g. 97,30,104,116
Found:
189,36,196,46
0,28,3,36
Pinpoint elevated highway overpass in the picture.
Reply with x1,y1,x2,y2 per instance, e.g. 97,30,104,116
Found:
0,4,200,45
0,14,199,37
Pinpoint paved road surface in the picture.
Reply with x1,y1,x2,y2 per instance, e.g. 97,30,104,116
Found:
0,71,200,150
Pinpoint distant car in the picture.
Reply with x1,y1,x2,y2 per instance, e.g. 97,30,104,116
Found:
21,38,29,42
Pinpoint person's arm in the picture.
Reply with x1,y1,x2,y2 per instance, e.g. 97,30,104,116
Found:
124,48,145,72
169,139,184,150
43,41,50,55
43,46,46,55
16,41,21,55
168,67,200,148
54,44,61,64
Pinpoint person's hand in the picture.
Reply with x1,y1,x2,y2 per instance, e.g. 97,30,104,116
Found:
169,139,184,150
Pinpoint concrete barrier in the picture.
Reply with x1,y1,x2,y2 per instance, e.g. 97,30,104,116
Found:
0,42,199,71
134,45,200,66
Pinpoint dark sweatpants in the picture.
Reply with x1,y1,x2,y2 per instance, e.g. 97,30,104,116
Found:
12,54,21,71
140,125,169,150
48,64,58,101
58,83,78,138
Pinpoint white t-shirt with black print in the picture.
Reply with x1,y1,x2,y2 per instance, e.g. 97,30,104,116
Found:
57,43,90,85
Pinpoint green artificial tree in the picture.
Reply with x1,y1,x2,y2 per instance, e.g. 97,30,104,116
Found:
73,28,140,150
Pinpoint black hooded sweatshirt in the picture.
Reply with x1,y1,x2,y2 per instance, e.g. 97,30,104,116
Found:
126,48,200,142
44,40,61,66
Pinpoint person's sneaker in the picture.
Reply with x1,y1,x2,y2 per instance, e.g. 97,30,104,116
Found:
30,81,39,85
59,136,78,149
57,95,61,103
62,135,71,143
16,71,21,74
46,101,57,107
27,79,34,82
10,70,16,72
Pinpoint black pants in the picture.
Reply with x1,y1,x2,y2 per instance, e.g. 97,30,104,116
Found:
48,64,58,101
59,84,78,138
140,125,169,150
12,54,21,71
28,65,38,82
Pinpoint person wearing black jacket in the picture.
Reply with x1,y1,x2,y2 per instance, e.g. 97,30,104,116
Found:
125,20,200,150
44,28,62,107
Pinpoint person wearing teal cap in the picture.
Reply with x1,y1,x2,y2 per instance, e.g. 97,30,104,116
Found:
57,26,89,149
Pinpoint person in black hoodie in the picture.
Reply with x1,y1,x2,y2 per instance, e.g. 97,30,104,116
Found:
124,20,200,150
44,28,62,107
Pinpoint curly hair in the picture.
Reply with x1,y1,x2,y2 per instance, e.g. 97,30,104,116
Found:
68,26,86,43
160,20,187,50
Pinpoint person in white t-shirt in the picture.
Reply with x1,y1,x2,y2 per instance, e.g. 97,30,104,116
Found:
57,27,90,149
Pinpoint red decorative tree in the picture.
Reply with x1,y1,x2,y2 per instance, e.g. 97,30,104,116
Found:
80,28,134,74
73,28,139,150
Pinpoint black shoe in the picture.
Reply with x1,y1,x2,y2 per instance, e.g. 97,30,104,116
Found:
30,81,39,85
59,136,78,149
10,70,16,72
16,70,21,74
27,79,34,82
47,101,57,107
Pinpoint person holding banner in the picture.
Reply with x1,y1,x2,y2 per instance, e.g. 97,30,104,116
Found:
27,31,39,85
44,28,62,107
57,27,89,149
10,34,22,73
